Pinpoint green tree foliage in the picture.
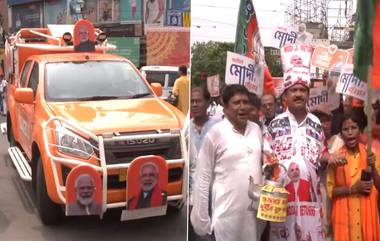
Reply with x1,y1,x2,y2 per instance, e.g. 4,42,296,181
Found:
265,48,283,77
191,41,234,87
191,42,284,88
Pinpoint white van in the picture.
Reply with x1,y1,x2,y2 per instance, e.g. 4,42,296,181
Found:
140,66,179,99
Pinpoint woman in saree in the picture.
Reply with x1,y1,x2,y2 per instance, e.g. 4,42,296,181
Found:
327,112,380,241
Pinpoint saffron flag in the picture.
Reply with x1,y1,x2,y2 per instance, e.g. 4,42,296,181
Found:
354,0,380,89
234,0,275,95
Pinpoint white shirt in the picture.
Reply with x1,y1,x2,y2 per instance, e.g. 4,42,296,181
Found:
190,118,219,153
0,79,7,93
191,118,264,241
207,102,224,122
188,117,219,205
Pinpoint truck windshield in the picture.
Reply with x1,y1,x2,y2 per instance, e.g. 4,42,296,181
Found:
45,61,152,101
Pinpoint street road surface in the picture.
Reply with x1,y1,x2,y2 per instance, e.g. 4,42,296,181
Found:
0,116,187,241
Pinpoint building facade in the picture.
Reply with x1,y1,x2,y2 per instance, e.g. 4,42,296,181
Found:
1,0,190,67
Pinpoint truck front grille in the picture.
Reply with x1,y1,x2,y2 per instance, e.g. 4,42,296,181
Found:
60,133,183,191
104,136,182,165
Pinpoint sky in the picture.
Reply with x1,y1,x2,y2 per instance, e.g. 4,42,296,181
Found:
191,0,289,46
191,0,357,46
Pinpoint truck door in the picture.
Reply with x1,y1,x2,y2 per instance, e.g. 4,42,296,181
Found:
14,60,32,150
21,62,39,157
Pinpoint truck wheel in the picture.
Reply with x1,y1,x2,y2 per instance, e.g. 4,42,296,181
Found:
36,158,63,225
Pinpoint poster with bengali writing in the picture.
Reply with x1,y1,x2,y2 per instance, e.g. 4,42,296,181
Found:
225,51,264,96
280,44,313,89
310,45,349,80
336,64,367,101
269,25,298,49
308,87,329,111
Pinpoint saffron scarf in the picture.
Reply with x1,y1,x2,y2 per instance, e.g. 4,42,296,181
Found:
331,143,380,241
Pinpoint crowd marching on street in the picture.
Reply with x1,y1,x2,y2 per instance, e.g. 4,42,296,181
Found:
188,81,380,241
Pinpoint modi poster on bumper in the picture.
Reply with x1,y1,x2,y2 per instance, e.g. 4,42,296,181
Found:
65,165,102,217
225,51,264,96
122,155,168,221
336,64,367,101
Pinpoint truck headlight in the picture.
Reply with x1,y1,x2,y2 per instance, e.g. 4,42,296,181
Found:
56,126,94,159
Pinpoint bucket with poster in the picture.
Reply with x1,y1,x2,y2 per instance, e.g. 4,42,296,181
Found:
248,163,289,222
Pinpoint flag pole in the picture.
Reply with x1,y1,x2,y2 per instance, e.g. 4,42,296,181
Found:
367,66,373,172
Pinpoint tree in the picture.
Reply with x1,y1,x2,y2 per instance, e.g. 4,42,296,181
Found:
191,41,234,87
191,42,284,89
265,48,283,77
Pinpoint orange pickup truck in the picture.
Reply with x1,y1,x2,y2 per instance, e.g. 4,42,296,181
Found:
3,21,187,225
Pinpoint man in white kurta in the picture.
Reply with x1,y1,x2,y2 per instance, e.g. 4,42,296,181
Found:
191,84,264,241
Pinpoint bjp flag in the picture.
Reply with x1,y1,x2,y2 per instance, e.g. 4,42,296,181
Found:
234,0,275,95
354,0,380,89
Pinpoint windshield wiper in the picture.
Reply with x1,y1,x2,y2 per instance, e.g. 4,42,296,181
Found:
128,93,153,99
76,96,120,101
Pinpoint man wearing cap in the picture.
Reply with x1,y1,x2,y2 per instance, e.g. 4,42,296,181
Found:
263,79,343,241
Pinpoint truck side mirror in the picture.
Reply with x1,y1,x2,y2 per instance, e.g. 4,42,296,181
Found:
151,83,162,97
15,88,34,104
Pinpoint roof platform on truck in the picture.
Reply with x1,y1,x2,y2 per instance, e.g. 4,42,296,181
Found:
9,24,115,52
4,19,116,81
